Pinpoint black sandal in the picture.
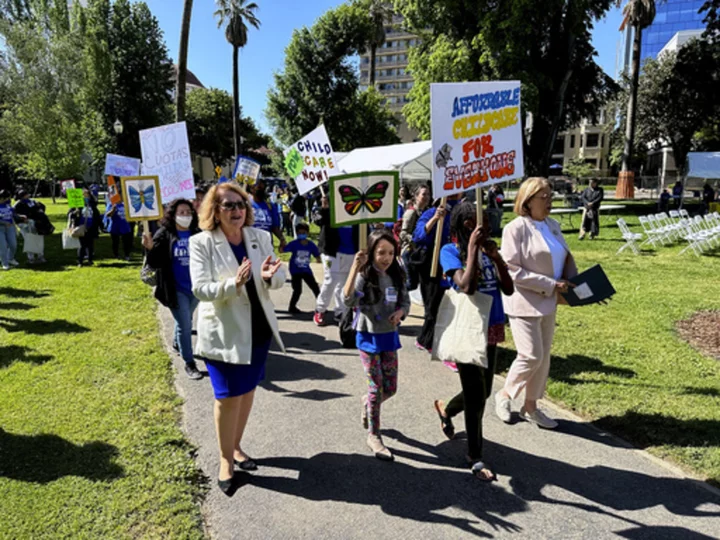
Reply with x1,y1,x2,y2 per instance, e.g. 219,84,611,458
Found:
234,458,258,471
433,400,455,440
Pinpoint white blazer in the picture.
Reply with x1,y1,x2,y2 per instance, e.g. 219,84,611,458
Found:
189,227,286,365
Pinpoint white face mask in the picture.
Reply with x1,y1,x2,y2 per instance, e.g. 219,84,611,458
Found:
175,215,192,229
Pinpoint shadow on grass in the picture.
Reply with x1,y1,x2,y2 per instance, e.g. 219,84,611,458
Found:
0,345,53,369
0,287,50,299
0,316,90,335
260,352,347,401
0,428,123,483
0,301,37,311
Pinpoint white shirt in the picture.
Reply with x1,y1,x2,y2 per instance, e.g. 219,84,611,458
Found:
534,219,566,280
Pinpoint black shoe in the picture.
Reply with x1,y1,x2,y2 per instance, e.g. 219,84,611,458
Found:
172,341,180,353
185,363,202,380
217,475,237,496
288,306,302,314
234,458,258,471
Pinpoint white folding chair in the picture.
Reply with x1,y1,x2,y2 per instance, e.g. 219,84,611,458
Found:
656,212,682,240
616,218,643,255
648,214,673,245
638,216,662,247
678,219,709,256
679,208,690,220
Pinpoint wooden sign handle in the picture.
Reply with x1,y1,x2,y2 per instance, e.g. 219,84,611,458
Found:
476,187,484,228
429,196,448,278
359,222,367,251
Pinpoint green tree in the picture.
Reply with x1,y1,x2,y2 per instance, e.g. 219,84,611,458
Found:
176,0,195,121
564,157,595,182
395,0,617,175
214,0,260,157
185,87,271,168
266,2,399,150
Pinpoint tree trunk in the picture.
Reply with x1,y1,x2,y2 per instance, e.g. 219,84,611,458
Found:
175,0,194,122
622,24,642,173
369,44,376,88
232,44,241,157
51,180,56,204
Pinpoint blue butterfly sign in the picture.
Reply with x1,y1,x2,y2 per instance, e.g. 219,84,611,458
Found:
120,175,163,222
329,171,399,227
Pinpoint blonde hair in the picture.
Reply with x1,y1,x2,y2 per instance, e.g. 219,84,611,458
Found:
198,183,254,231
514,177,552,216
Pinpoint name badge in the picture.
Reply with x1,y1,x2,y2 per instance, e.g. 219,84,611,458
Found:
385,287,398,304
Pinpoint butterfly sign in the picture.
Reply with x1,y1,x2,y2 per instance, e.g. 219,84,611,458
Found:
120,175,163,222
329,171,399,227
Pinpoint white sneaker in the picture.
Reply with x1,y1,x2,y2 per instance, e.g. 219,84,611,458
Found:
494,391,512,423
519,407,558,429
1,264,9,271
8,259,19,266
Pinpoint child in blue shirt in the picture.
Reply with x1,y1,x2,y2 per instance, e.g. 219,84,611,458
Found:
434,202,514,482
282,222,321,314
0,189,20,270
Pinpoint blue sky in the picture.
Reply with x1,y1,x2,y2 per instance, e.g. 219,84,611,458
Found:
144,1,624,137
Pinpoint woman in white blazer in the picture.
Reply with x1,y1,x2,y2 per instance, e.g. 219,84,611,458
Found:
189,183,285,495
495,177,578,430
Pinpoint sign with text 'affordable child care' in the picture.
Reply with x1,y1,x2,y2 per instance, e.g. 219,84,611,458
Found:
139,121,195,203
284,124,338,196
431,81,525,198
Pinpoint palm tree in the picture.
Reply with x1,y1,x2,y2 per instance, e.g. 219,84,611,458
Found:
617,0,657,197
176,0,194,122
368,1,391,88
214,0,260,157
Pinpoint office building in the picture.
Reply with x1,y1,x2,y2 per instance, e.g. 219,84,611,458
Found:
550,109,613,177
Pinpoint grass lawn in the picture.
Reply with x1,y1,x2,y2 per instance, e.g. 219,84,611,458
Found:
0,200,204,538
496,201,720,486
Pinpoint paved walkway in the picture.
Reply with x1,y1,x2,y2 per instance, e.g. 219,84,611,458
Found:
158,271,720,540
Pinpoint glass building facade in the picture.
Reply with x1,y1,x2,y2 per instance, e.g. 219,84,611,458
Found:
641,0,706,60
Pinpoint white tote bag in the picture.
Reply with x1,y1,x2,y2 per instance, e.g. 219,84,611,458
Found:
62,216,80,250
431,288,493,367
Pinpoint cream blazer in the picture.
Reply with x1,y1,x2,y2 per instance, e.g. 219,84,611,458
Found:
501,216,578,318
189,227,286,365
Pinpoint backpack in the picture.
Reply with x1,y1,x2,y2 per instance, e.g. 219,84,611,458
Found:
290,195,306,216
338,308,357,349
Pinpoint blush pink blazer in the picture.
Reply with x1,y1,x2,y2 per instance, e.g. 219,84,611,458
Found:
501,216,578,317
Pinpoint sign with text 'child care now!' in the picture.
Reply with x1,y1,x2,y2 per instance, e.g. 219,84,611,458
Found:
284,124,338,195
431,81,525,198
139,121,195,203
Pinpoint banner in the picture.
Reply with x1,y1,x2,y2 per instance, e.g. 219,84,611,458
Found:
104,154,141,177
233,155,261,186
284,124,338,195
329,171,399,227
120,175,163,222
139,121,195,203
66,188,84,209
431,81,525,198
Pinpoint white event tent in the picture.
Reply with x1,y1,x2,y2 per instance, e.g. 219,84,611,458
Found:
687,152,720,179
335,141,432,183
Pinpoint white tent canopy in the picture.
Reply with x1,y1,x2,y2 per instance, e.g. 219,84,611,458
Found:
336,141,432,183
687,152,720,179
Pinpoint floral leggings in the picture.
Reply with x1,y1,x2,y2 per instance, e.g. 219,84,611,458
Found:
360,350,398,435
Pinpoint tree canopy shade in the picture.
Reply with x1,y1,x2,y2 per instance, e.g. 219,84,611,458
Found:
394,0,618,175
265,1,400,151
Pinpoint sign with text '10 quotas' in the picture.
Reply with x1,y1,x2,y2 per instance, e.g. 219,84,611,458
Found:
284,124,338,196
139,121,195,203
431,81,525,199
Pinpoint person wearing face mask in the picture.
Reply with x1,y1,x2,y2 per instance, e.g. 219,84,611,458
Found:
282,222,321,314
142,199,203,380
250,180,286,250
68,189,101,267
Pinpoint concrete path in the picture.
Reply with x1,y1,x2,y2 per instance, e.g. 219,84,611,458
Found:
159,272,720,540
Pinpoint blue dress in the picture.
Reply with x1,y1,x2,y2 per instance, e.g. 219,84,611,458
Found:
204,241,274,399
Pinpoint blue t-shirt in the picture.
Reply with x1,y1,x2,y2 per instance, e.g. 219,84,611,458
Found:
440,243,505,326
172,230,193,295
412,200,460,248
357,330,402,354
251,200,280,233
105,202,131,235
284,239,320,275
337,226,355,255
0,203,14,224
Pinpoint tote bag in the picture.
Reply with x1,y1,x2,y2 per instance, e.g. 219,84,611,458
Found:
62,217,80,250
431,288,493,367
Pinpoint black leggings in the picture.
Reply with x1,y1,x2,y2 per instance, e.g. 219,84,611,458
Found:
78,236,95,264
417,270,444,350
289,272,320,309
445,344,498,461
111,233,133,257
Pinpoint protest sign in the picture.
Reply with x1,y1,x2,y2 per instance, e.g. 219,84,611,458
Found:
284,125,338,195
120,176,163,222
60,179,75,193
233,155,261,187
104,153,141,177
431,81,524,199
107,176,122,205
329,171,399,227
66,188,84,209
139,121,195,203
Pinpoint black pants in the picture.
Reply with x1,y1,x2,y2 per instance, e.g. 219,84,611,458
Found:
282,212,292,236
417,269,444,350
112,233,133,257
289,272,320,309
445,344,498,461
581,209,600,237
78,236,95,264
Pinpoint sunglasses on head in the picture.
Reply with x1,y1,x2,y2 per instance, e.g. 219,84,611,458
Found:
219,201,246,211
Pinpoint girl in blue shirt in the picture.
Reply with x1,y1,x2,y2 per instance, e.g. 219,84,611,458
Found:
434,202,514,481
0,189,19,270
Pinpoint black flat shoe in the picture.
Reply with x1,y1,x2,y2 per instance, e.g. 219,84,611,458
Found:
234,458,258,471
217,476,236,496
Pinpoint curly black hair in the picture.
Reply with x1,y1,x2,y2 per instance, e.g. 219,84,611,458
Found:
358,229,406,307
160,198,199,233
449,201,477,263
